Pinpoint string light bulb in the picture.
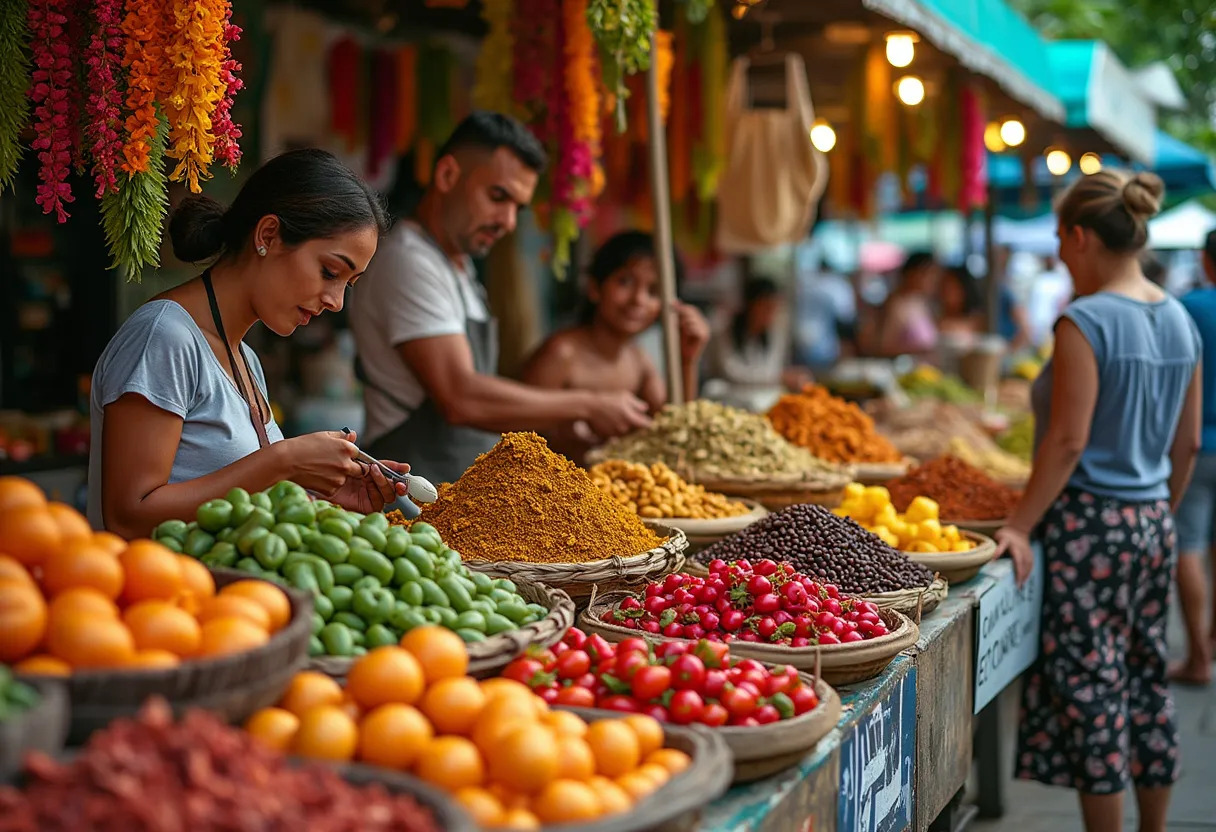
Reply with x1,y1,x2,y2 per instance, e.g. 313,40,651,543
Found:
895,76,925,106
1079,152,1102,175
885,32,917,68
984,123,1006,153
810,119,837,153
998,119,1026,148
1045,148,1072,176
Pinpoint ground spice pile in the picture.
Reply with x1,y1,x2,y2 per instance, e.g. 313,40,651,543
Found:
885,455,1021,520
767,385,903,464
419,432,664,564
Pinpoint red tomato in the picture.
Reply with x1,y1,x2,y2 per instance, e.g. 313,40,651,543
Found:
640,703,669,722
790,685,820,715
721,687,757,719
735,659,766,674
754,704,780,725
670,654,707,691
654,641,689,660
540,686,561,704
764,672,796,697
700,702,729,727
529,647,557,666
585,634,614,662
563,628,587,649
555,650,591,680
502,657,548,688
554,685,597,707
615,651,650,682
739,670,768,691
575,673,597,689
631,665,672,701
599,695,641,713
617,637,650,656
702,669,728,701
668,690,705,725
693,640,730,668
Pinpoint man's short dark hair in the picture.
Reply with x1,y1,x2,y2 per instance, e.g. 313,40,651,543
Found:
1205,229,1216,266
437,111,548,174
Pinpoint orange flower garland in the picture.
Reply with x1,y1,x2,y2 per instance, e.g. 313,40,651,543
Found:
163,0,226,192
120,0,167,176
655,29,673,121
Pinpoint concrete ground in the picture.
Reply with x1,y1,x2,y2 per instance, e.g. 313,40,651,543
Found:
971,603,1216,831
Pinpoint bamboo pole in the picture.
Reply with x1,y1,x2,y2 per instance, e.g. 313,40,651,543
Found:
646,31,685,405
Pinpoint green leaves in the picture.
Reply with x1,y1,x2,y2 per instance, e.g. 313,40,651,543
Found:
586,0,658,132
0,0,31,191
100,114,170,282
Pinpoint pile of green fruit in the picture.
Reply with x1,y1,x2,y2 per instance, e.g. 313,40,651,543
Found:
899,366,980,404
997,415,1034,461
0,666,39,720
152,481,551,658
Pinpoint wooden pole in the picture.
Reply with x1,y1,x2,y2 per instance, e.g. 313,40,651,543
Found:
646,31,685,405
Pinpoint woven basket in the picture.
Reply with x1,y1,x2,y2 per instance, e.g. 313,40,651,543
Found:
19,569,312,744
335,763,476,831
579,594,918,687
694,476,848,512
852,459,913,485
941,517,1005,537
0,678,69,781
902,532,997,584
641,501,768,554
463,527,688,604
864,576,948,621
308,579,575,680
723,674,841,783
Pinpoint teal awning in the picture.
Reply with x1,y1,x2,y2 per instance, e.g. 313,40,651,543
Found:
863,0,1065,122
1046,41,1156,163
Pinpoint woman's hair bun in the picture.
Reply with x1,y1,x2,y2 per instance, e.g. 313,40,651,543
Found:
168,195,229,263
1121,172,1165,221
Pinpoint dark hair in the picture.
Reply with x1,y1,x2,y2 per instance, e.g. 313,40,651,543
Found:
1205,229,1216,267
437,111,548,174
168,149,390,264
731,277,780,352
1056,169,1165,254
1141,253,1166,287
901,251,936,278
943,264,982,315
580,231,684,324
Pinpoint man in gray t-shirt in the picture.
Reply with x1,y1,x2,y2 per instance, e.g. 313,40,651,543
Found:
349,113,651,484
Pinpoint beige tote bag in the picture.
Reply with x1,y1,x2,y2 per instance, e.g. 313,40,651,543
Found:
716,53,828,254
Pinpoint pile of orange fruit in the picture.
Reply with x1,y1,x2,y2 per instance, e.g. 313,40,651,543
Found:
0,475,290,673
245,626,692,829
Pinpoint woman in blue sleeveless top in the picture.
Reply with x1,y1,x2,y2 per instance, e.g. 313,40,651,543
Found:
996,170,1202,832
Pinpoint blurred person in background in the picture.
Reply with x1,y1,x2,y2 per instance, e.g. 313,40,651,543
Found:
793,264,857,373
876,252,941,357
938,264,984,338
706,277,812,394
1172,229,1216,685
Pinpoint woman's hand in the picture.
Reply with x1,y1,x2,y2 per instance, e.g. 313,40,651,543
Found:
327,458,410,513
277,431,364,495
675,302,710,362
994,526,1035,587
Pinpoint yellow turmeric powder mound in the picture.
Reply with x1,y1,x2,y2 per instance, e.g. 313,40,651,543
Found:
767,385,903,464
418,432,665,564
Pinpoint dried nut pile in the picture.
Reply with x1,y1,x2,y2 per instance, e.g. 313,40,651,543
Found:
835,484,975,552
696,503,935,595
590,460,750,520
597,400,852,487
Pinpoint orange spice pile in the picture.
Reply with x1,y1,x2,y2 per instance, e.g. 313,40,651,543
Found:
767,385,902,464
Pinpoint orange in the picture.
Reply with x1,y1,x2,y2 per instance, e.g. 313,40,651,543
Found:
291,705,358,762
635,763,671,788
0,505,61,567
545,709,589,738
488,783,530,812
198,616,269,657
415,736,485,791
480,677,534,704
622,714,664,759
0,579,47,662
119,540,184,603
13,654,70,676
92,531,128,555
398,626,468,683
487,723,559,794
41,541,125,600
531,779,601,824
47,612,135,668
645,748,691,775
48,587,119,620
346,646,424,709
556,735,596,781
177,556,216,600
587,776,633,815
220,580,289,631
336,694,362,722
357,704,433,770
616,771,659,801
472,695,541,751
585,720,641,778
0,554,34,586
279,671,344,716
47,502,92,544
197,595,271,632
128,649,180,669
420,677,486,735
498,808,542,830
123,600,202,657
0,477,47,512
244,707,300,753
453,787,505,826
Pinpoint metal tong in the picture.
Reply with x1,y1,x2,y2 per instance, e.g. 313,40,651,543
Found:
343,428,438,505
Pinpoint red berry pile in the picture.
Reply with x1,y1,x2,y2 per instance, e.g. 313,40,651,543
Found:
502,628,821,727
601,558,891,646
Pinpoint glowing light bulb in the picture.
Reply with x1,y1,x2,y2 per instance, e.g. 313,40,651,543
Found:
1046,149,1072,176
984,123,1006,153
895,76,925,106
885,33,916,68
1079,152,1102,175
810,119,837,153
999,119,1026,148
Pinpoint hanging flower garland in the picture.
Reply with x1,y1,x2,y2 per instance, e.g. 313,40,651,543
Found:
512,0,556,139
84,0,126,198
101,114,168,281
473,0,514,114
120,0,166,177
586,0,656,132
0,0,31,191
28,0,75,222
211,2,242,171
163,0,226,193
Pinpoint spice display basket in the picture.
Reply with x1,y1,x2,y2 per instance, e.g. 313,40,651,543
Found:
579,593,918,687
863,576,948,620
640,501,768,554
852,459,913,485
901,532,997,585
334,763,477,831
940,517,1005,537
0,678,69,781
17,569,312,744
308,578,575,680
463,526,688,605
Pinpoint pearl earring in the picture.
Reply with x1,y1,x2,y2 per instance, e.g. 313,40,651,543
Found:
257,245,267,257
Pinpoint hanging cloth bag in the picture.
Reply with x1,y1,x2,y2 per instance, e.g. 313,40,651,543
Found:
716,53,828,254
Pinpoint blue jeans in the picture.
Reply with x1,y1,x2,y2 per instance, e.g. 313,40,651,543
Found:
1175,452,1216,555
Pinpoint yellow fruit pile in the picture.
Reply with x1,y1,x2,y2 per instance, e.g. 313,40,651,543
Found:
589,460,749,520
0,477,290,672
246,627,691,829
834,483,974,553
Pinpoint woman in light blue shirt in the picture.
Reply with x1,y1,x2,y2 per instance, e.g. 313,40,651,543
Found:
997,171,1201,832
89,150,408,537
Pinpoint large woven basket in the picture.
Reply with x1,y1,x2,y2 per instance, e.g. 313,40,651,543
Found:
864,576,948,620
0,678,69,781
308,578,575,679
335,763,476,831
640,501,767,555
463,527,688,604
579,593,918,687
18,569,312,744
902,532,997,584
694,474,849,512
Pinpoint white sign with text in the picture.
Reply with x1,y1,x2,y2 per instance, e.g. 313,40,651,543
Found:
974,543,1044,713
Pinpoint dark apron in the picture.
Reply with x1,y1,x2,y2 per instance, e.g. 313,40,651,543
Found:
360,240,500,486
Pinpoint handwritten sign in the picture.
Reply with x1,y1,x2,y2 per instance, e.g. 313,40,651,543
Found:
973,543,1044,713
837,666,917,832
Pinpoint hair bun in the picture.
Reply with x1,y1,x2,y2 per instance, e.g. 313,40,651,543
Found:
1121,172,1164,221
168,195,228,263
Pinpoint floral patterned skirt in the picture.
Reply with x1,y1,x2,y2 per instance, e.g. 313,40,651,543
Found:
1016,489,1180,794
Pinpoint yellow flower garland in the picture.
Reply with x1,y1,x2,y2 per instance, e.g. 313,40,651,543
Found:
474,0,514,113
163,0,226,192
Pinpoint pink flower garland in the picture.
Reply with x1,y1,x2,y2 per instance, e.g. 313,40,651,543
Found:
84,0,126,198
211,1,243,170
27,0,74,222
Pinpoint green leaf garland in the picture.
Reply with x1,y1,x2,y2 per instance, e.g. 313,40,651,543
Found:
586,0,657,132
0,0,31,191
100,113,169,281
